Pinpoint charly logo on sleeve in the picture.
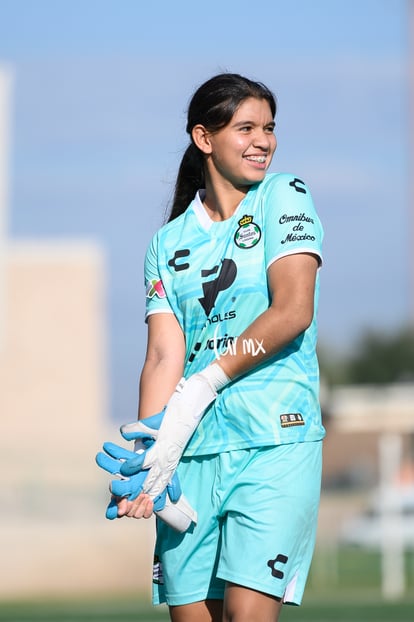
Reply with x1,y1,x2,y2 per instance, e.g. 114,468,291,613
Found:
234,214,261,248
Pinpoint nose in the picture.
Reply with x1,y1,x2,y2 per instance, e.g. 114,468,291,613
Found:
253,129,274,151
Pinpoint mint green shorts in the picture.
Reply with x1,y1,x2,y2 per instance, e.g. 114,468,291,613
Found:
152,441,322,607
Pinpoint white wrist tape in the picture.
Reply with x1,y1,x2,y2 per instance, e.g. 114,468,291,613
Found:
155,494,198,533
200,362,230,394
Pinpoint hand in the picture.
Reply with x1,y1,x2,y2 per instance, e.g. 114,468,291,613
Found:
120,363,229,500
115,493,154,519
120,411,165,451
96,411,197,532
96,441,178,515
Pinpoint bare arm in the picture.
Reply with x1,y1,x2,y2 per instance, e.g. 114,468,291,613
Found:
138,312,186,419
218,252,319,380
117,312,185,519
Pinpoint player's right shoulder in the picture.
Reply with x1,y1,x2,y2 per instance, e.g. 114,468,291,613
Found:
156,208,189,240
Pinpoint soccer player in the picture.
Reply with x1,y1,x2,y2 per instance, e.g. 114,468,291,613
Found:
115,73,324,622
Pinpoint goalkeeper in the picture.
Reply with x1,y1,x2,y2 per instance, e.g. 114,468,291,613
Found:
100,73,325,622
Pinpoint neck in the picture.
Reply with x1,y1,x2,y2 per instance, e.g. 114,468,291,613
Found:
203,175,248,222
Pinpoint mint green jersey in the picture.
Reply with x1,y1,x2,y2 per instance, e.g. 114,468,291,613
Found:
144,173,325,456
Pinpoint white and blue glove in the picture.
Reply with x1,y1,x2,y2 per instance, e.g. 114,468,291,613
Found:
120,364,230,501
96,411,197,532
96,441,182,516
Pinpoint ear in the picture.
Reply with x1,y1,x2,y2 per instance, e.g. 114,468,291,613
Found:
191,124,213,155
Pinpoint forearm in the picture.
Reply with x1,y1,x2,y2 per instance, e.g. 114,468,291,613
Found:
217,303,312,380
137,313,186,419
138,356,184,419
217,253,318,380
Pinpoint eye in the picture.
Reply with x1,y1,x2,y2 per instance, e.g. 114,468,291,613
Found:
239,125,253,132
264,124,275,134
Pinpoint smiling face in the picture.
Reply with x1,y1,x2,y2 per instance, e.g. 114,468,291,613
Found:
194,97,277,192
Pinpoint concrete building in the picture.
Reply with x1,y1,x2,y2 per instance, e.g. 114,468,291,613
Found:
0,66,155,600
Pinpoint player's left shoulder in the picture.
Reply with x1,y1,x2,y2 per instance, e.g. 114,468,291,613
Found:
263,172,312,195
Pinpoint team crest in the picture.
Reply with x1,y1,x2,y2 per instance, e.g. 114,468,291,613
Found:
234,215,261,249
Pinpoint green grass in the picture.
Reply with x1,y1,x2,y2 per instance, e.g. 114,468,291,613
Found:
1,549,413,621
1,594,414,622
1,595,414,622
0,598,169,622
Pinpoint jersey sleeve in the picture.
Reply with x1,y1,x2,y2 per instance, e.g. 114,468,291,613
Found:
144,233,174,321
263,174,323,268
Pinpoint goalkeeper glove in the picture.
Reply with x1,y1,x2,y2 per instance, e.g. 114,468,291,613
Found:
96,411,197,532
120,363,230,500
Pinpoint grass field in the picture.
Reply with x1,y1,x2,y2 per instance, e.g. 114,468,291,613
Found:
1,594,414,622
1,549,413,621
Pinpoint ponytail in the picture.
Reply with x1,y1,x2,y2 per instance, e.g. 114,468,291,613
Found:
168,143,204,222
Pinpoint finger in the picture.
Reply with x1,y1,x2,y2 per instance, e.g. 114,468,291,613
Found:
120,452,147,476
96,452,122,475
120,411,165,440
126,493,153,519
105,497,119,520
110,478,134,498
102,442,136,461
116,497,130,517
142,496,154,519
166,473,182,503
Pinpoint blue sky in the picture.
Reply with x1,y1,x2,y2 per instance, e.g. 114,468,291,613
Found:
0,0,411,420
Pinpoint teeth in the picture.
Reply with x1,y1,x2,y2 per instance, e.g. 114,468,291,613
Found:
246,156,266,163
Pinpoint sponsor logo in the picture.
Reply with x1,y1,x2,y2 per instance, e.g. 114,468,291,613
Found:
188,341,202,363
234,214,261,249
153,555,164,585
188,312,236,363
199,258,237,315
267,553,289,579
279,213,316,245
168,249,190,272
281,232,316,245
289,177,307,194
206,310,236,324
280,413,305,428
146,278,166,299
279,213,314,225
205,334,236,352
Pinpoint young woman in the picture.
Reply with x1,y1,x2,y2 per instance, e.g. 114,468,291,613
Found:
116,73,325,622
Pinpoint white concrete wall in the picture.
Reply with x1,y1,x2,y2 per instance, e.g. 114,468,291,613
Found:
0,243,155,599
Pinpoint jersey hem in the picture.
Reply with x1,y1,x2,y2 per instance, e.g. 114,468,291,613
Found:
153,588,225,607
266,247,323,271
215,571,289,604
182,433,325,458
145,308,174,322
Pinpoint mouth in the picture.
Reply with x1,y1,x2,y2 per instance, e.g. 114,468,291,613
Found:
244,155,267,164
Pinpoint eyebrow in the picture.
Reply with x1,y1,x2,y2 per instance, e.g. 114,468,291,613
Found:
232,120,275,128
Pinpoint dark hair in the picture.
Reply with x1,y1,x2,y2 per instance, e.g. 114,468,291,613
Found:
168,73,276,222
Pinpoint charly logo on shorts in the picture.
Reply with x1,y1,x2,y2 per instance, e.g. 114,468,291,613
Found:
153,555,164,584
234,215,261,248
280,413,305,427
267,553,288,579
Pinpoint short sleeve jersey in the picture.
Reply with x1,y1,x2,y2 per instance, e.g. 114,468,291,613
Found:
145,173,325,456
